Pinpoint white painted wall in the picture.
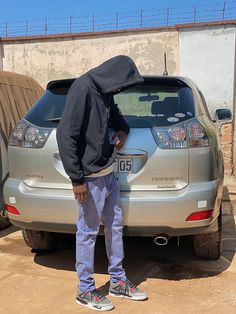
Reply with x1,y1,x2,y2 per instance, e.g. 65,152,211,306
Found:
179,26,236,118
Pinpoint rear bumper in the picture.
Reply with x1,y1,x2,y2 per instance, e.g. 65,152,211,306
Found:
4,178,223,236
9,218,219,236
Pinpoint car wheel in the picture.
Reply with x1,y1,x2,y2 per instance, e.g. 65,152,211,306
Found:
22,229,56,250
193,211,222,259
0,210,11,230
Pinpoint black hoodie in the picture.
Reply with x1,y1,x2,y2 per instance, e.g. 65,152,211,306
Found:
56,55,144,185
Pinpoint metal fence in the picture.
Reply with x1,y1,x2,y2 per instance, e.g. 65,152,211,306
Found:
1,1,236,38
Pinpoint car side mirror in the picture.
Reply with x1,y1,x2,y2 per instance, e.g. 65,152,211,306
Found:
215,109,232,122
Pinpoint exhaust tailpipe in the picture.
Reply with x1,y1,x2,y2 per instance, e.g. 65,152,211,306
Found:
0,208,8,219
154,234,170,246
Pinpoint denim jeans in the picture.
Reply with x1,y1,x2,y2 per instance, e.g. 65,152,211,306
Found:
75,171,127,292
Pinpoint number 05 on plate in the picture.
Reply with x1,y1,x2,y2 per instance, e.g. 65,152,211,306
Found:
114,158,133,173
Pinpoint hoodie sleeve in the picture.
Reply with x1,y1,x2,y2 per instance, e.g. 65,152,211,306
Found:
56,82,88,186
109,99,130,135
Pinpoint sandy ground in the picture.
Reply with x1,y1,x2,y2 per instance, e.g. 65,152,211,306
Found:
0,184,236,314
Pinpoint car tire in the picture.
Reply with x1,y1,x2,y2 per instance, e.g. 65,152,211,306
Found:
0,208,11,230
22,229,56,250
0,214,11,230
193,212,222,259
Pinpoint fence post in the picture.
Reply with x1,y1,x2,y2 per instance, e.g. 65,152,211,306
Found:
92,14,95,32
166,7,170,25
222,1,226,20
193,6,196,23
116,12,118,30
26,20,28,36
5,22,8,37
140,10,143,28
70,16,72,33
45,17,48,34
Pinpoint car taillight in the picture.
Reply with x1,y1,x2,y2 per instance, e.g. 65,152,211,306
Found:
5,204,20,215
151,119,210,149
9,120,52,148
186,209,213,221
168,126,186,142
152,122,187,149
187,120,209,148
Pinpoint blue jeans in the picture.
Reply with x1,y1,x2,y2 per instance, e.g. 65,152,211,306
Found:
75,171,127,292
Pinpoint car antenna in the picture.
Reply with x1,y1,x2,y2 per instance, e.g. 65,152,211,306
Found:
163,52,169,76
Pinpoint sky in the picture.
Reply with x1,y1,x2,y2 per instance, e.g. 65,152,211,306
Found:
0,0,233,21
0,0,235,36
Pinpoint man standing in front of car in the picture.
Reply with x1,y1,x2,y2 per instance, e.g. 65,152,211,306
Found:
56,55,148,311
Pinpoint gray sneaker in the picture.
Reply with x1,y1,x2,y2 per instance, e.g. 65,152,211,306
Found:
76,288,114,311
109,279,148,301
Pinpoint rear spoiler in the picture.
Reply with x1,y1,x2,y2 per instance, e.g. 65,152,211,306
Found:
46,78,76,91
46,76,189,91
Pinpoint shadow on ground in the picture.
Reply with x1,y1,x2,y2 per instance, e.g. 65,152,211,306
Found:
0,224,19,239
34,190,236,289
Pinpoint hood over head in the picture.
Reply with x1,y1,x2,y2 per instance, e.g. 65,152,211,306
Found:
88,55,144,94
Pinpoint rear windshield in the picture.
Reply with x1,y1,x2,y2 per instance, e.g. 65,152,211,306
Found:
114,84,195,127
25,81,195,128
25,88,67,128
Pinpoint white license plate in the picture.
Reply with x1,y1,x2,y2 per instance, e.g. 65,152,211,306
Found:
114,158,133,173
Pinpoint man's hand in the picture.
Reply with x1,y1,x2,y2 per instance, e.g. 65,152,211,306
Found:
73,183,87,203
112,130,127,150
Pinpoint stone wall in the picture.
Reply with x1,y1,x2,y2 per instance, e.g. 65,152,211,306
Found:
220,123,234,175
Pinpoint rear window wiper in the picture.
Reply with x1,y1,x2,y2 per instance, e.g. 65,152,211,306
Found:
46,117,61,122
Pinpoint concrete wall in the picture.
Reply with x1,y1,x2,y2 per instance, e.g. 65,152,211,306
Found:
1,23,235,114
179,24,236,175
1,21,236,174
179,25,236,119
0,44,3,71
1,30,179,88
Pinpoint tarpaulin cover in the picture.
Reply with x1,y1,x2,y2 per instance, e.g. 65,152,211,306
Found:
0,71,44,142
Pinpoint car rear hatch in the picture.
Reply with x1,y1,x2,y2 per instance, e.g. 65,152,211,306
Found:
113,77,195,191
8,77,196,192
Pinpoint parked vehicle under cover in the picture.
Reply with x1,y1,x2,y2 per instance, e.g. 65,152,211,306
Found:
0,71,43,230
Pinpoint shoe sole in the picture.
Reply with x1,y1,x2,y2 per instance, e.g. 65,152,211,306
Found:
109,292,148,301
76,299,114,311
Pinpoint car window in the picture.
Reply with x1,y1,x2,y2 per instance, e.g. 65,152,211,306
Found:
25,80,195,128
114,84,195,127
24,88,68,128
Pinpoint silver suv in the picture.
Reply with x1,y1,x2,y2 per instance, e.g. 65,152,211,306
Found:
3,76,232,258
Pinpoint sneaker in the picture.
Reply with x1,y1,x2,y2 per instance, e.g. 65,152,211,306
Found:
76,288,114,311
109,279,148,301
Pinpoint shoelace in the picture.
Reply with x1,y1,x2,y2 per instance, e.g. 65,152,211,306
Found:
123,280,137,294
90,289,105,302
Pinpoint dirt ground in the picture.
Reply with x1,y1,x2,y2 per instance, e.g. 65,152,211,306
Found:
0,183,236,314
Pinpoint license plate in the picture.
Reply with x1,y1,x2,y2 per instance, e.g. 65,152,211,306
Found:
114,158,133,173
